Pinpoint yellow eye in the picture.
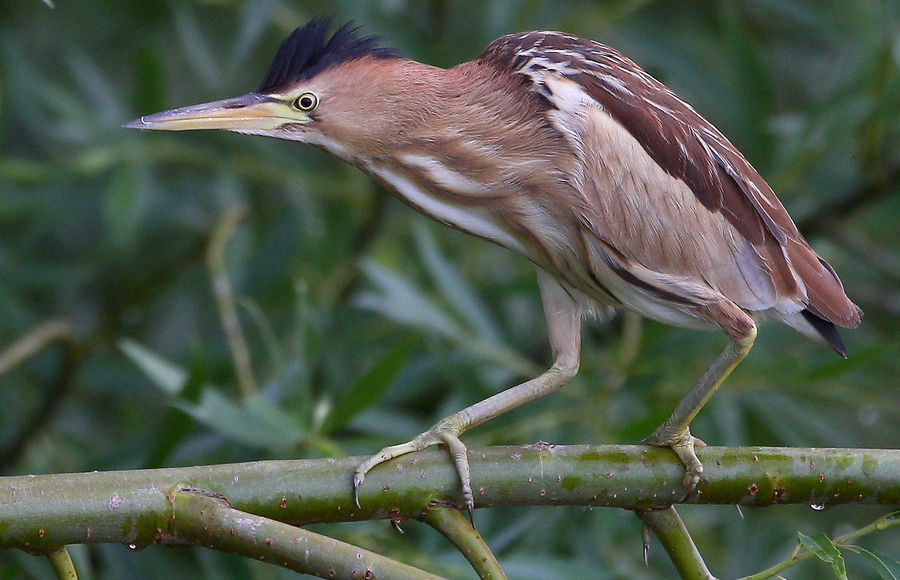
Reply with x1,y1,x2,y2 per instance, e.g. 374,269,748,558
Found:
293,92,318,112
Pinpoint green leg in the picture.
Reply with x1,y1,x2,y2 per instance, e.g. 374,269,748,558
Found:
354,271,582,518
642,327,757,492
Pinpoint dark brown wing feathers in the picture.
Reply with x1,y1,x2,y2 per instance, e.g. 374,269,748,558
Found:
483,32,861,338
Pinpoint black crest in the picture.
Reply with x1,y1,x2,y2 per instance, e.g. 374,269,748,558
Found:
257,17,398,93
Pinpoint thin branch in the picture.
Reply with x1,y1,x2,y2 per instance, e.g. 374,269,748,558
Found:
46,546,78,580
737,511,899,580
206,204,258,397
0,320,80,468
169,487,446,579
637,506,714,580
0,319,72,376
421,504,506,580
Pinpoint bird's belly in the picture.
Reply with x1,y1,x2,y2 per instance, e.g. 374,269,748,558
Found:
577,256,718,331
605,284,717,331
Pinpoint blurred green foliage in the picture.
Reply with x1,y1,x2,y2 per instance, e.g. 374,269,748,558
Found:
1,0,897,578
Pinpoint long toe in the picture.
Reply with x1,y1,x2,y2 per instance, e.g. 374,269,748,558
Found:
353,432,441,508
436,430,475,517
353,412,476,510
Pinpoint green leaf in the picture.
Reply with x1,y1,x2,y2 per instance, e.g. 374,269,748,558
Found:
324,337,414,431
798,532,847,580
414,220,502,343
175,388,306,450
104,166,149,250
356,259,461,339
118,338,187,395
238,296,285,371
844,545,898,580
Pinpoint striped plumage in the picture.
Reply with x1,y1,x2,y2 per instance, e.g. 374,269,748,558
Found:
126,19,861,515
480,31,862,348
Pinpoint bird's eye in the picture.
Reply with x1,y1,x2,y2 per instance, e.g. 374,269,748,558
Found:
293,92,319,112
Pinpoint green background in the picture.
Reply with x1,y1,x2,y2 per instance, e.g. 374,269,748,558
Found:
1,0,897,578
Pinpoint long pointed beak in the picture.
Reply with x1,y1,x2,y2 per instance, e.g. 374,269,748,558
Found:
123,93,304,132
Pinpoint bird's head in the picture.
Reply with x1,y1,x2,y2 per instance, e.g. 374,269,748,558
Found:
124,18,412,159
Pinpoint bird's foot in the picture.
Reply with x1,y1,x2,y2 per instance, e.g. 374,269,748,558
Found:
642,427,705,499
353,414,475,521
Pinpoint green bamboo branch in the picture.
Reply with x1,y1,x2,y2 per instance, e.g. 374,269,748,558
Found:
637,506,714,580
737,511,899,580
421,505,506,580
169,487,445,579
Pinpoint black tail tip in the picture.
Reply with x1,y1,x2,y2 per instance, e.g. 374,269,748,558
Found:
801,309,848,358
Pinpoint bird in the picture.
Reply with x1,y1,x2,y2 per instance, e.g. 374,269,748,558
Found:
125,17,862,518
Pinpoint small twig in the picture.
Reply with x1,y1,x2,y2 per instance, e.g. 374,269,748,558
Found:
0,320,80,468
206,205,258,397
170,487,446,579
637,506,715,580
0,319,72,376
421,505,506,580
737,511,899,580
46,546,78,580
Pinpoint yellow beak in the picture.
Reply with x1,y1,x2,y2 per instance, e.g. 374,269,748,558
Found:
123,93,304,132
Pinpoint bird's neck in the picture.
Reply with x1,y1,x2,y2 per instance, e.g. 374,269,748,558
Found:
346,59,580,265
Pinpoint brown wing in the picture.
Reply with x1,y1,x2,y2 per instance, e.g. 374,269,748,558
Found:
482,32,861,337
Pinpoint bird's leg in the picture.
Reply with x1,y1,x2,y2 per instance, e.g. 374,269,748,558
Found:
642,326,757,493
352,362,578,516
354,271,582,517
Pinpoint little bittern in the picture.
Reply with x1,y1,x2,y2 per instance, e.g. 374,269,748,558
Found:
126,18,861,516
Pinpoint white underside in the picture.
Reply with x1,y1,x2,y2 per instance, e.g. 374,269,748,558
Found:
366,164,528,255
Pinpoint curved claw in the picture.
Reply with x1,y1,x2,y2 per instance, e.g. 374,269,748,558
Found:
641,521,651,566
352,474,362,509
679,468,701,502
353,433,440,509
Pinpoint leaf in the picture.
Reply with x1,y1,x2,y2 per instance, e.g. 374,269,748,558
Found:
355,259,461,339
357,256,538,379
175,388,306,450
324,338,414,431
798,532,847,580
844,545,898,580
414,220,502,343
118,338,187,395
229,0,276,69
238,296,285,371
171,3,222,91
104,166,149,250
